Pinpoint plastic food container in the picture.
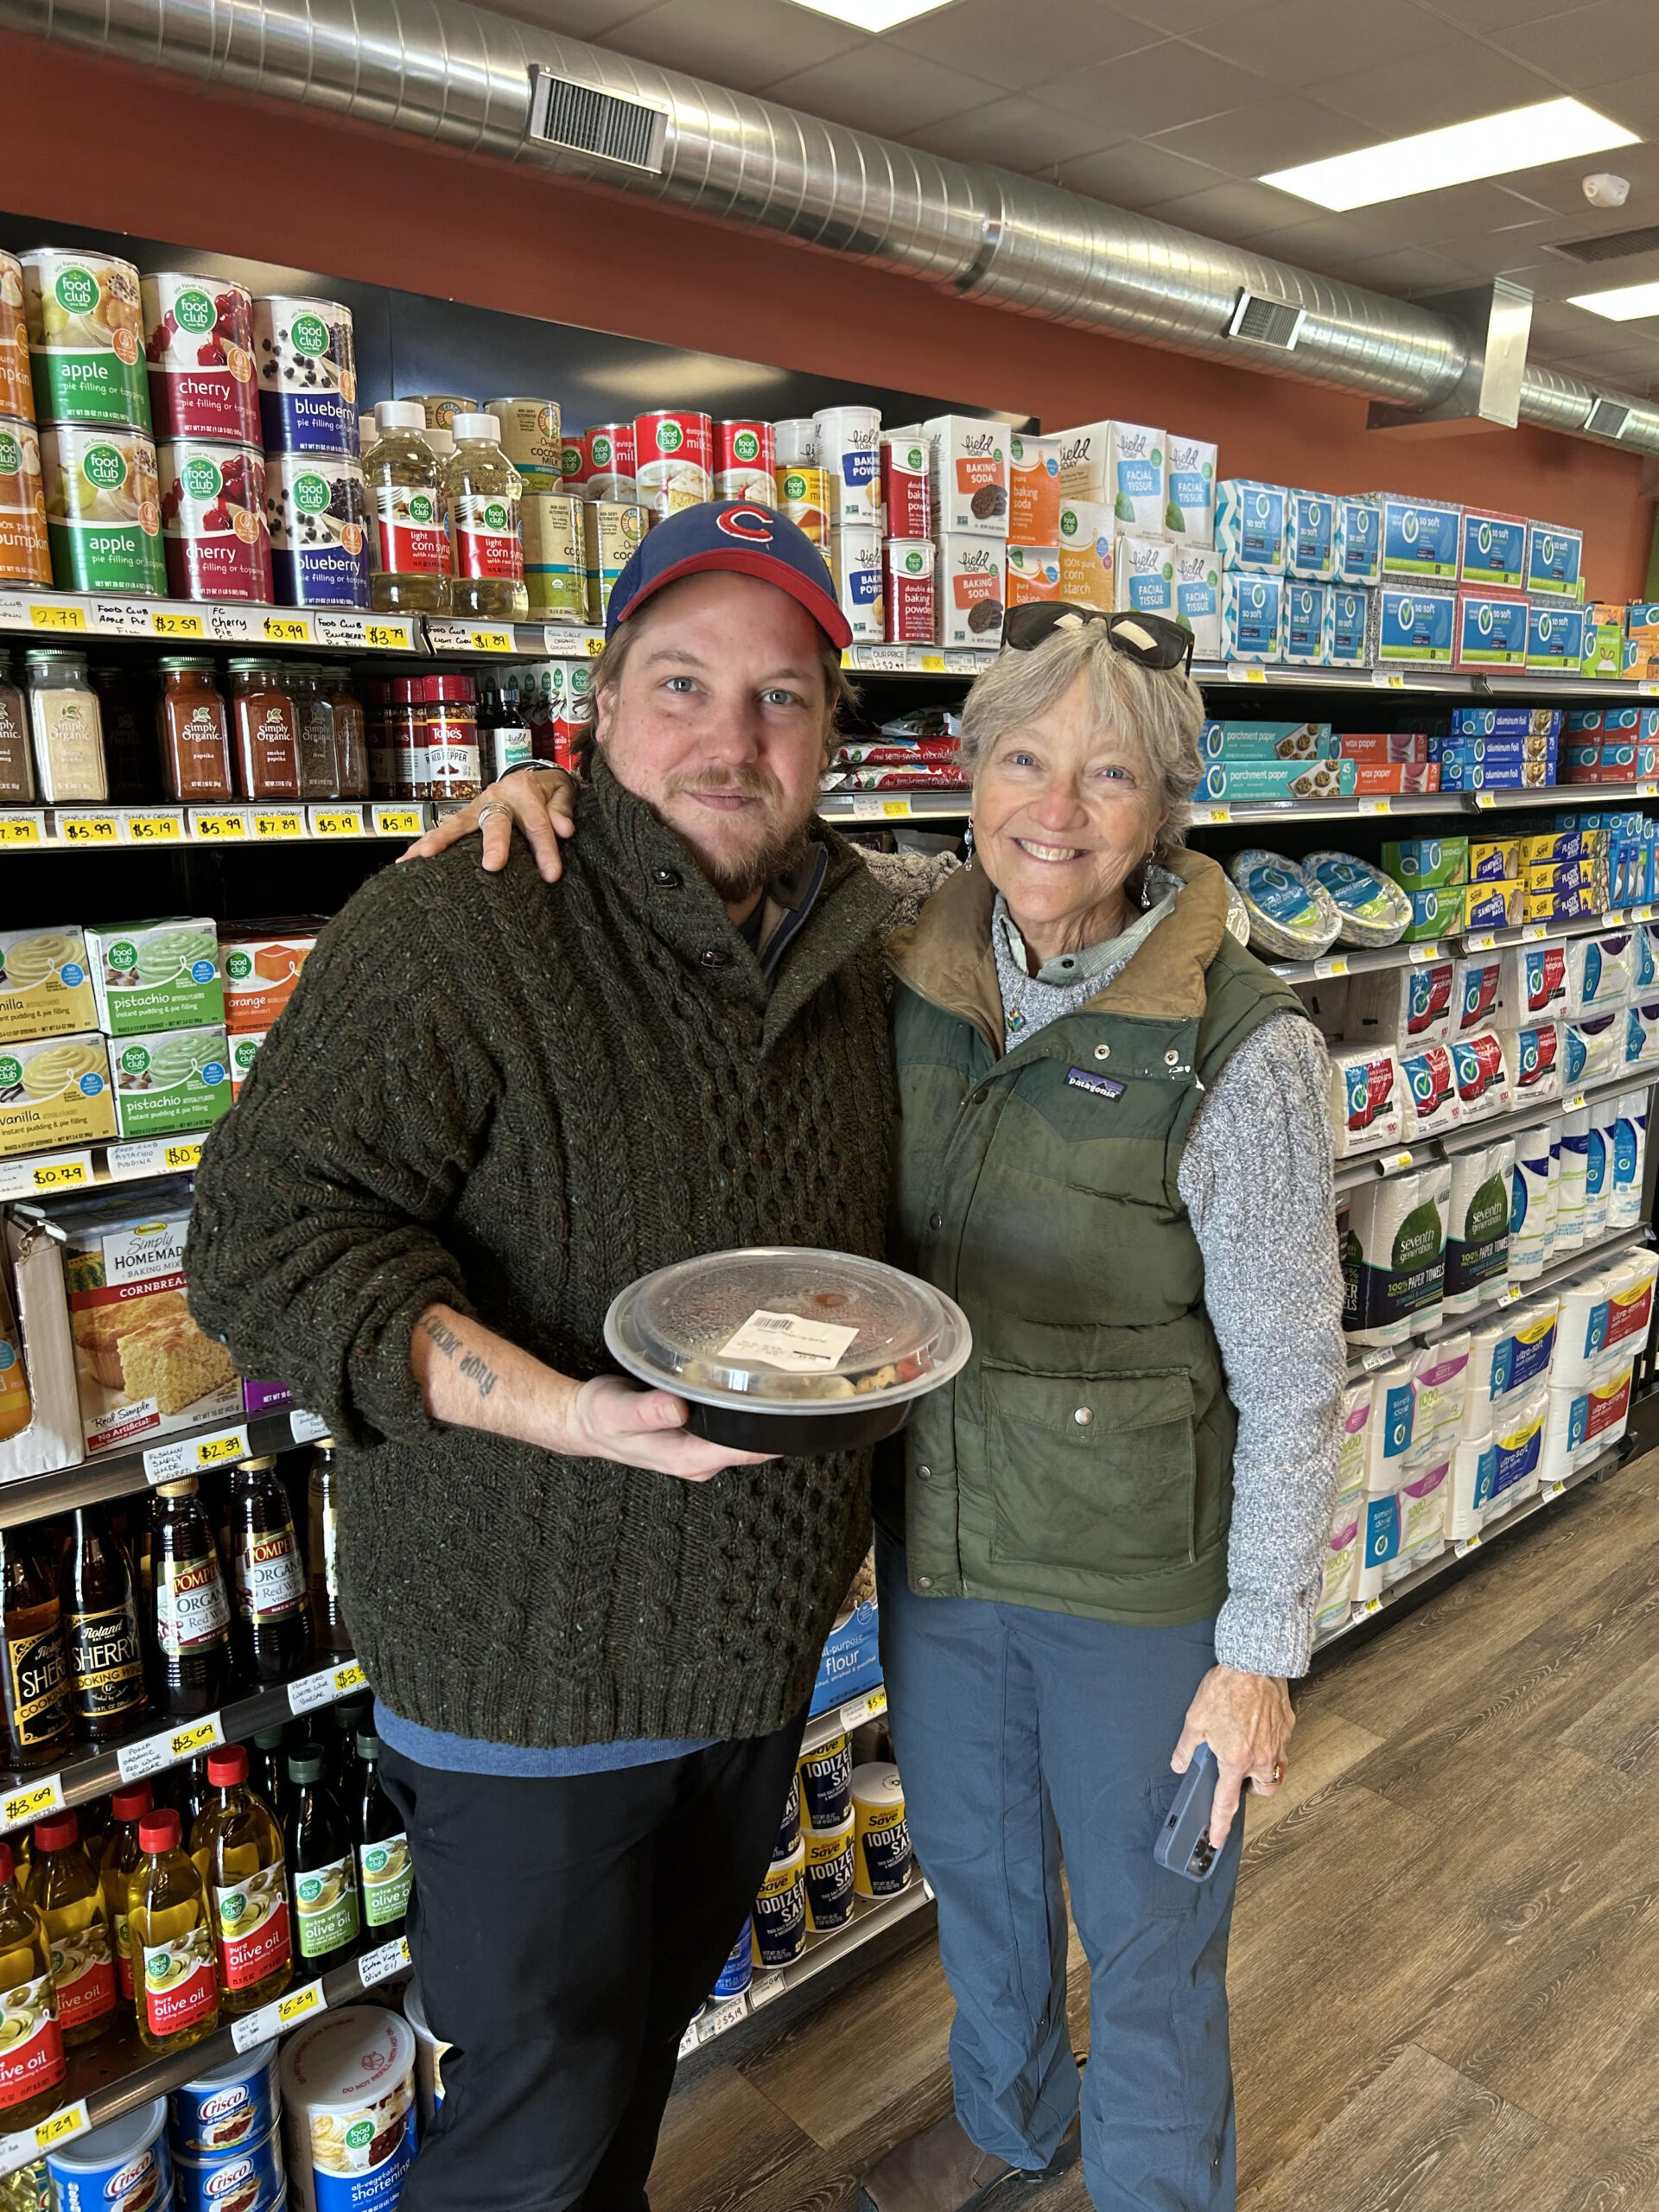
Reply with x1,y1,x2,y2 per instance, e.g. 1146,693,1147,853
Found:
48,2098,172,2212
281,2006,416,2212
402,1984,449,2133
604,1246,972,1452
170,2035,281,2156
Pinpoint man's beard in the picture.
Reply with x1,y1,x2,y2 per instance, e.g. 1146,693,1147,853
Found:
660,771,814,901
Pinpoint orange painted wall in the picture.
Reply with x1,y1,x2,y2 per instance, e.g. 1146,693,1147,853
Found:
3,29,1652,597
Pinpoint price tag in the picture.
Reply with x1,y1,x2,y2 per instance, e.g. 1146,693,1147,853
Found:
1313,957,1350,979
1358,1597,1384,1618
150,1713,225,1769
143,1423,251,1484
0,1774,64,1829
253,810,304,841
1465,933,1497,953
1195,804,1230,825
748,1972,786,2010
1407,944,1437,963
109,1137,203,1179
1642,683,1659,697
308,807,365,838
1500,1283,1522,1306
585,633,606,656
26,1152,92,1193
469,629,517,653
358,1936,410,1988
231,1977,325,2053
1454,1531,1483,1556
1358,798,1391,816
123,810,185,843
677,2021,701,2060
263,615,311,644
364,625,406,651
1541,1477,1567,1500
373,806,424,837
288,1659,364,1714
152,609,205,639
849,645,904,673
0,2099,91,2174
290,1408,330,1446
880,798,912,818
843,1684,887,1728
190,810,250,842
55,813,121,846
1522,923,1548,941
30,601,87,632
1377,1149,1415,1176
331,1661,366,1694
1475,791,1498,809
918,652,945,674
1370,668,1405,689
699,1993,749,2042
1565,1091,1587,1114
0,813,42,847
1360,1346,1396,1372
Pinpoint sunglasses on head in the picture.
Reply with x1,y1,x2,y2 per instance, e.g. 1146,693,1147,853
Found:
1002,601,1196,675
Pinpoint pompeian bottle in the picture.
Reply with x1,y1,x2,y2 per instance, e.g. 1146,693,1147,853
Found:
26,1813,117,2046
0,1839,65,2129
286,1749,360,1978
192,1744,292,2014
231,1457,314,1686
0,1529,71,1770
130,1808,219,2056
60,1508,149,1744
99,1782,152,2007
354,1732,411,1946
307,1440,352,1655
142,1479,231,1716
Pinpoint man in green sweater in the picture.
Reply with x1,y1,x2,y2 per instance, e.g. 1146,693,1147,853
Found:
187,505,897,2211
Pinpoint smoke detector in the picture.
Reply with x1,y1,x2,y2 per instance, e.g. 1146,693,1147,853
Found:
1583,173,1631,209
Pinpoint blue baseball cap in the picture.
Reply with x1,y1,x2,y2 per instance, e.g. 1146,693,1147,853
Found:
605,499,852,650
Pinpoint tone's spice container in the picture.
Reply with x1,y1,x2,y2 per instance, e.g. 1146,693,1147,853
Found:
0,254,31,423
0,416,51,587
20,250,149,430
41,423,167,597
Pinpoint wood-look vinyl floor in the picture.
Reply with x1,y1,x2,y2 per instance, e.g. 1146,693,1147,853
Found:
650,1443,1659,2212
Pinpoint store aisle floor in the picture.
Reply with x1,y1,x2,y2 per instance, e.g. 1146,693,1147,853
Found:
651,1442,1659,2212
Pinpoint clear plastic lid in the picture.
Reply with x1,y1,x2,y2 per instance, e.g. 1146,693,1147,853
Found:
604,1247,972,1411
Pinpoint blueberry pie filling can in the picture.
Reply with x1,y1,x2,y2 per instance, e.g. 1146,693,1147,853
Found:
253,298,358,458
265,452,371,607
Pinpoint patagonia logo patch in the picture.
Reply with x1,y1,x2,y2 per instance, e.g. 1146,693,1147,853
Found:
1066,1066,1125,1101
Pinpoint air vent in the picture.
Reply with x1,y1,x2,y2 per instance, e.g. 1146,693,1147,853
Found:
1584,397,1632,441
1228,292,1306,351
1549,225,1659,265
528,68,667,172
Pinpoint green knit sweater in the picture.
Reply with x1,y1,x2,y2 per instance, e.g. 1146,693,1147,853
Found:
185,761,899,1747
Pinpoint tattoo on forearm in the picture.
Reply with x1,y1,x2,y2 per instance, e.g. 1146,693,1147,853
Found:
421,1314,462,1358
459,1351,499,1400
421,1313,499,1400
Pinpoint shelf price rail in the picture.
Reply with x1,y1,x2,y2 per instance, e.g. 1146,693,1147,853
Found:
1332,1068,1655,1196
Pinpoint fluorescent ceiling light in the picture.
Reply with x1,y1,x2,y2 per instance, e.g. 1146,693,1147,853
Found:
785,0,955,29
1262,98,1638,212
1570,279,1659,321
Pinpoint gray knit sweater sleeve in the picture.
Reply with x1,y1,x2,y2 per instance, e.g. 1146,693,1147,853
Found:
1178,1010,1344,1679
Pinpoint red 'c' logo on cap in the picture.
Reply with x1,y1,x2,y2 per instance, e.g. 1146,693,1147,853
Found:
716,506,775,543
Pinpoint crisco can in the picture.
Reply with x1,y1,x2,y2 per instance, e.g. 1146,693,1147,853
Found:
265,451,371,607
0,416,50,586
634,410,711,519
584,422,638,502
582,499,645,622
173,2120,283,2212
158,440,272,602
0,254,32,423
41,422,167,595
142,273,260,445
886,538,935,644
171,2037,281,2157
485,397,563,482
20,249,149,429
252,296,358,456
880,434,931,539
776,466,830,544
522,489,586,621
47,2099,171,2212
715,419,776,505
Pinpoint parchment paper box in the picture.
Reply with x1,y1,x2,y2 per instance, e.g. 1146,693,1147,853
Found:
0,927,98,1047
0,1033,117,1159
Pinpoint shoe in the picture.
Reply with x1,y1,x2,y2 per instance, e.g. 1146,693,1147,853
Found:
859,2112,1077,2212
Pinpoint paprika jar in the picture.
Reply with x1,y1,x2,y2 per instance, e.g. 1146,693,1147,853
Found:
322,671,369,798
157,659,233,800
227,659,301,799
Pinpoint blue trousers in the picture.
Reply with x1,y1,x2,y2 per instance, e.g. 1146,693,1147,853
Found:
877,1535,1240,2212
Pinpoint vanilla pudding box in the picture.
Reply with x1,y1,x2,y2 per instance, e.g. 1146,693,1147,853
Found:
0,1032,117,1158
0,925,98,1046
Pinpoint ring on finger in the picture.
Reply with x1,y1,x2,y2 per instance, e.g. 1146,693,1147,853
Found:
477,802,512,827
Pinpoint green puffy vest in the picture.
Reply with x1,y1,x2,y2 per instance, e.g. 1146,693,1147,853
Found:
881,849,1308,1625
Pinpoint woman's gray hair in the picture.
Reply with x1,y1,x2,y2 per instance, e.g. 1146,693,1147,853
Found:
959,621,1205,855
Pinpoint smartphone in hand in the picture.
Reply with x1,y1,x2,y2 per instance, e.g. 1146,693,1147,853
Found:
1154,1743,1222,1883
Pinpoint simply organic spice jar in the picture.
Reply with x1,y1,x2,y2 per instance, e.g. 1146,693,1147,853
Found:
158,658,233,800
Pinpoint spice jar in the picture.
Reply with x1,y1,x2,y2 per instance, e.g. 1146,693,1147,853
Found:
389,677,423,799
24,652,108,804
359,677,392,796
321,671,369,798
0,652,34,803
289,664,340,798
422,674,481,801
88,664,158,802
227,659,302,799
157,659,233,800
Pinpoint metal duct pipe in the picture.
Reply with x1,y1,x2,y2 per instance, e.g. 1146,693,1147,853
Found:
5,0,1658,453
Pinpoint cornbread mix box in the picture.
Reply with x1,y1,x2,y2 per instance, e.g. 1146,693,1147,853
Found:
219,918,324,1034
45,1178,242,1453
84,918,224,1038
110,1023,233,1141
0,925,98,1046
0,1032,118,1159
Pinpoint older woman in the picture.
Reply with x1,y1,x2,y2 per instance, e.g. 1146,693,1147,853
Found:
409,603,1344,2212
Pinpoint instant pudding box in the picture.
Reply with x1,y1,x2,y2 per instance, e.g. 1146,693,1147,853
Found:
48,1179,242,1453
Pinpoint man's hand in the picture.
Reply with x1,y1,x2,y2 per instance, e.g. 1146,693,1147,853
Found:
398,768,576,880
1172,1664,1294,1850
563,1374,772,1481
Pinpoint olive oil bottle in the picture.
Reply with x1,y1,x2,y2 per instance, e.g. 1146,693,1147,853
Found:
25,1813,116,2045
193,1744,292,2014
354,1732,411,1945
130,1808,219,2055
0,1840,65,2128
287,1749,360,1977
99,1782,151,2005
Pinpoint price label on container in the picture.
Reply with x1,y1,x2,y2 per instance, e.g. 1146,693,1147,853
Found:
253,810,304,842
263,616,311,645
30,602,87,632
1313,957,1350,979
116,1709,224,1783
109,1137,197,1179
309,807,365,838
1565,1091,1588,1114
1499,1283,1522,1307
677,2022,701,2060
0,2100,91,2175
56,814,120,847
27,1153,92,1193
358,1937,410,1988
190,810,250,842
1642,683,1659,697
143,1423,251,1485
0,814,42,847
232,1977,325,2054
152,610,206,639
0,1774,64,1830
290,1408,330,1446
1360,1346,1396,1373
124,811,184,843
1358,1597,1384,1618
1377,1149,1415,1176
373,807,424,838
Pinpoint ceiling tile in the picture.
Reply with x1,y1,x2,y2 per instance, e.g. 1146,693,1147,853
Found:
492,0,662,35
1108,0,1273,29
760,45,1000,133
1056,138,1236,206
596,0,869,92
1335,245,1476,288
1148,93,1377,177
1488,2,1659,88
1304,36,1567,132
1032,37,1270,137
1569,67,1659,136
1135,176,1323,244
1380,0,1572,31
1184,0,1453,92
883,0,1162,95
907,94,1125,171
1237,204,1429,260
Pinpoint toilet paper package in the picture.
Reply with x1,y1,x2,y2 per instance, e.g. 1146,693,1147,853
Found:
1582,1098,1616,1237
1497,942,1568,1025
1329,1046,1405,1155
1452,952,1503,1037
1343,959,1455,1046
1344,1165,1451,1345
1451,1032,1510,1124
1317,1493,1365,1628
1443,1140,1513,1311
1564,1012,1624,1090
1366,1363,1417,1489
1355,1488,1402,1602
1399,1042,1462,1141
1555,1104,1590,1255
1446,1433,1497,1541
1410,1333,1471,1455
1624,1001,1659,1068
1498,1021,1562,1106
1607,1089,1649,1230
1554,1247,1659,1385
1541,1355,1635,1486
1491,1296,1561,1403
1565,932,1635,1021
1488,1382,1550,1513
1396,1457,1449,1568
1338,1377,1373,1497
1508,1122,1556,1281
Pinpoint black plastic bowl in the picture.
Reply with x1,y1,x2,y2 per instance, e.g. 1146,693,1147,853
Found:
685,1395,916,1454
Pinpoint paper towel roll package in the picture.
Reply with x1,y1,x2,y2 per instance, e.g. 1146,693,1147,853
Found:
1452,952,1502,1038
1338,1378,1373,1496
1459,1320,1506,1438
1344,1165,1452,1344
1491,1296,1560,1397
1317,1494,1365,1627
1583,1100,1615,1239
1399,1042,1462,1141
1563,1012,1623,1089
1497,1022,1563,1107
1607,1090,1649,1230
1355,1489,1402,1602
1366,1364,1416,1488
1488,1382,1550,1514
1446,1433,1497,1541
1555,1104,1590,1255
1624,1000,1659,1069
1409,1333,1471,1454
1508,1125,1556,1281
1444,1140,1513,1311
1563,931,1635,1022
1329,1046,1405,1155
1497,942,1567,1026
1451,1031,1510,1124
1344,960,1455,1046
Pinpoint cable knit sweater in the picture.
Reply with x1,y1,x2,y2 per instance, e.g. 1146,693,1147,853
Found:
185,760,899,1749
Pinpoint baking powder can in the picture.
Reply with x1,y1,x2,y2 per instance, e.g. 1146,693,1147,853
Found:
880,434,931,540
715,419,777,505
815,405,882,525
886,539,936,644
830,524,883,640
634,411,711,518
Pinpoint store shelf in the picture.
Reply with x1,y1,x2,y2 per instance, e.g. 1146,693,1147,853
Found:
680,1878,934,2057
0,1933,410,2178
0,1404,328,1531
817,791,971,823
0,1132,217,1205
1312,1434,1628,1659
1185,782,1659,830
425,619,603,658
1273,904,1659,988
0,802,432,854
1192,659,1659,702
800,1681,887,1759
1332,1066,1650,1193
0,588,417,656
